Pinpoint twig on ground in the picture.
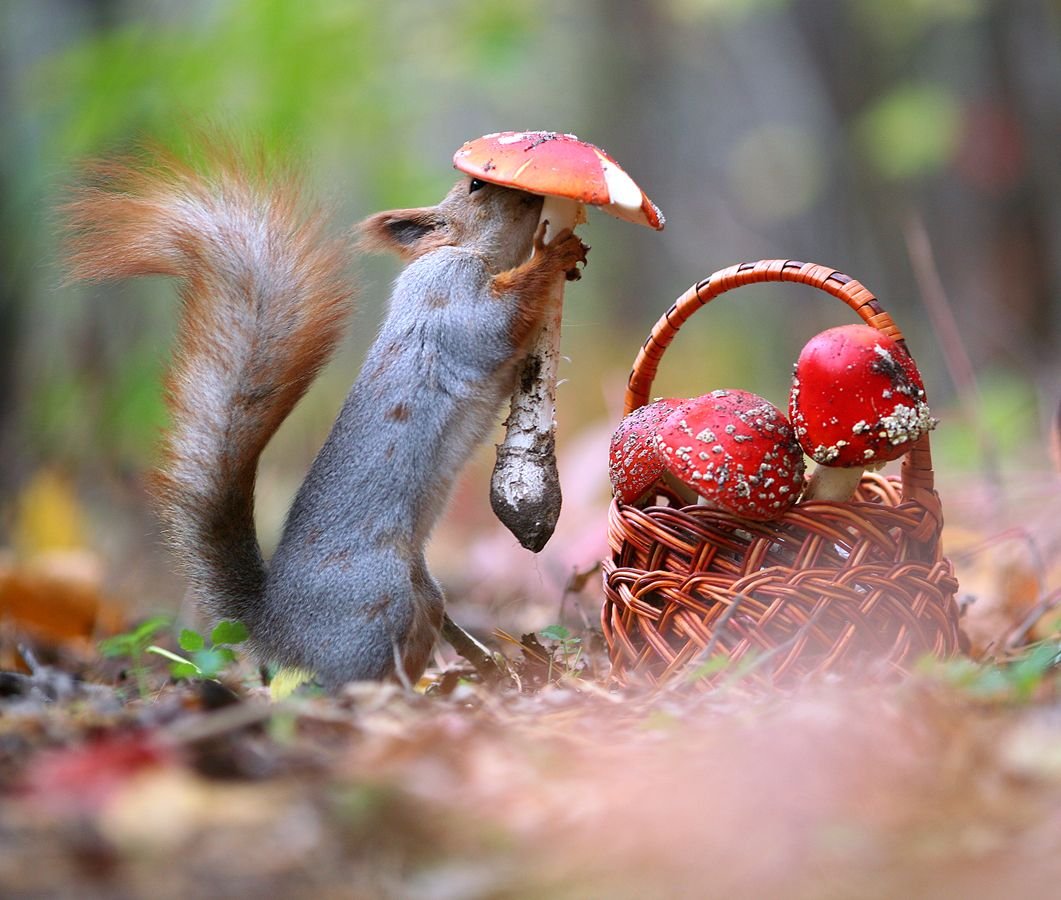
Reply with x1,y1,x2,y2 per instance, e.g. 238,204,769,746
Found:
903,212,1005,511
1005,587,1061,650
442,614,507,685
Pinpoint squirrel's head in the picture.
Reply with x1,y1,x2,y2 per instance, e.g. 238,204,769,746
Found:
359,177,543,272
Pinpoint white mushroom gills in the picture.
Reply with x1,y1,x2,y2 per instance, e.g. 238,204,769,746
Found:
598,152,647,224
489,195,581,552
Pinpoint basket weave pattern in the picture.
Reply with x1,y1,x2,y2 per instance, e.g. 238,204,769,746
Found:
601,260,963,689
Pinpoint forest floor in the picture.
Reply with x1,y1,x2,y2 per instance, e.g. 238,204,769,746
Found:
2,468,1060,899
2,624,1061,899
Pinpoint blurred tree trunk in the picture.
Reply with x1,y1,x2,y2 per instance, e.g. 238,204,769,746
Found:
986,0,1061,367
584,0,671,327
0,11,26,510
0,0,123,519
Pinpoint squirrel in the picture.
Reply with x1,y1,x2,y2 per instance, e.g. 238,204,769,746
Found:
65,148,588,691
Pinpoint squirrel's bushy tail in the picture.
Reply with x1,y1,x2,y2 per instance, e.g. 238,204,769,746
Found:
65,148,354,627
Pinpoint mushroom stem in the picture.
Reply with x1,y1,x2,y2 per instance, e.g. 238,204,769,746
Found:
662,471,699,507
490,196,581,552
801,464,866,502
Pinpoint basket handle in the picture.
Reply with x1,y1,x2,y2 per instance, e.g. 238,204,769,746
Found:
625,259,940,528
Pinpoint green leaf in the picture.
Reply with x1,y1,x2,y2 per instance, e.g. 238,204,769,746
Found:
131,616,171,644
686,653,733,682
179,629,206,652
1009,643,1059,701
191,648,228,678
211,620,249,646
169,662,201,680
270,666,315,701
98,635,134,658
539,625,571,642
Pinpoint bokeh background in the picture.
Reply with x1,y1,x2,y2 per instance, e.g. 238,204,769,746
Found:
1,0,1058,639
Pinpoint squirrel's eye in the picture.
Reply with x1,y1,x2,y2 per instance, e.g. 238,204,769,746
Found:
469,178,487,194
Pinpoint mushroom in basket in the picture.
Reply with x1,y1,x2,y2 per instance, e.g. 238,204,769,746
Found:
608,398,694,506
609,389,805,520
789,324,937,502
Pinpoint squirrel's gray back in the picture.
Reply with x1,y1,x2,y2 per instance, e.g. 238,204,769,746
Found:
257,247,524,686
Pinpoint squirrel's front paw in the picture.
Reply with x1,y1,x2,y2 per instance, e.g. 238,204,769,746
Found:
535,223,590,282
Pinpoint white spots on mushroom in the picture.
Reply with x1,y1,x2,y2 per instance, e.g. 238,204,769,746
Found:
878,400,937,446
813,444,841,463
654,389,805,520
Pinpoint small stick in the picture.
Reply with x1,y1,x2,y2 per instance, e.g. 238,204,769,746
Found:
904,212,1004,510
441,613,506,684
1005,587,1061,650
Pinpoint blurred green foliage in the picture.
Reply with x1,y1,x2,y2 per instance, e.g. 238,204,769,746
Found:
931,369,1041,469
856,84,961,182
30,0,543,202
1,0,1058,576
852,0,985,47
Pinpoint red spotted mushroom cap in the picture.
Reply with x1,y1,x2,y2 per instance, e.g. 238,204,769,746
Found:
789,324,936,468
608,398,685,504
453,131,664,230
656,390,805,521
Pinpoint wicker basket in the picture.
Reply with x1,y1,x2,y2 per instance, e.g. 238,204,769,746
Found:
602,260,964,690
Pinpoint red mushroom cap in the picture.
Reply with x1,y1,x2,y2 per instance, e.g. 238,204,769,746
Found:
789,324,936,468
453,131,664,230
608,398,686,504
656,390,805,521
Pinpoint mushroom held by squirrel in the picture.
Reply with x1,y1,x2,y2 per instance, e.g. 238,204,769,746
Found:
610,390,805,520
454,131,664,552
790,324,937,502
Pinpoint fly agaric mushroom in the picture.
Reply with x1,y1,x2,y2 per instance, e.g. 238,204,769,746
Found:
454,131,664,551
655,390,805,520
609,398,696,506
790,324,937,502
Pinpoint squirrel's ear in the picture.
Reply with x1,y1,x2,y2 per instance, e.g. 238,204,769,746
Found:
359,207,447,260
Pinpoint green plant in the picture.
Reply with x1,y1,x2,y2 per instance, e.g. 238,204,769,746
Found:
538,625,583,682
147,620,249,681
98,615,171,698
926,642,1061,704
